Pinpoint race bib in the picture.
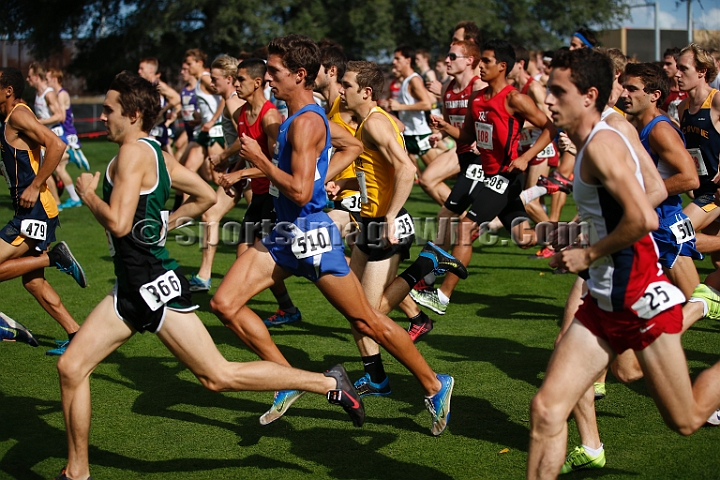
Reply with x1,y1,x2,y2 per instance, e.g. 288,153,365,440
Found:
485,174,509,195
181,106,195,121
465,163,485,182
51,125,64,137
631,281,685,320
269,159,279,197
291,226,332,259
20,219,46,241
537,142,556,159
66,134,80,149
149,126,163,138
106,230,116,257
475,122,493,150
139,270,182,311
209,125,224,138
417,135,432,152
448,115,465,129
519,129,533,147
394,213,415,240
340,193,361,212
669,216,695,244
356,171,369,204
688,148,707,176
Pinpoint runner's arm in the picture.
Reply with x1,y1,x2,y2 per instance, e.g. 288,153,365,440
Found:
164,151,216,228
508,92,556,172
649,122,699,196
38,90,65,126
389,76,433,112
326,122,362,181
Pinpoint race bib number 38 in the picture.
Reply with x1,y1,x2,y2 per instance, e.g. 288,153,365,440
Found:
631,281,685,320
292,226,332,259
20,219,47,241
139,270,182,311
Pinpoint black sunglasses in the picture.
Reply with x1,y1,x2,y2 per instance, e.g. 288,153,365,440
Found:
447,53,469,61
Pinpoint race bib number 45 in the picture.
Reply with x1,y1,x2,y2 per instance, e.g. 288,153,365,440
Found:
465,164,485,182
139,270,182,311
631,281,685,320
20,219,47,241
292,226,332,259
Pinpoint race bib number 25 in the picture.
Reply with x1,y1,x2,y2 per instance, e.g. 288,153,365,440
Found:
631,281,685,320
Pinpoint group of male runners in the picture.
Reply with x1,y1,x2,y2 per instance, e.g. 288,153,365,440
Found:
3,22,720,480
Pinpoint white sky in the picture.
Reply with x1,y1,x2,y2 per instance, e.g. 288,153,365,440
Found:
623,0,720,30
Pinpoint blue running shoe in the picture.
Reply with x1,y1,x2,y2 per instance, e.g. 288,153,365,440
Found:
0,312,39,346
46,339,70,356
68,148,90,171
50,241,87,288
264,309,302,327
259,389,306,425
353,373,392,397
419,242,468,279
58,198,82,211
425,374,454,436
325,364,365,427
188,273,211,292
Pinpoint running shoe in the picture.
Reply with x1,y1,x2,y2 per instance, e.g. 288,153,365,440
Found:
324,364,365,427
559,445,606,474
46,339,70,356
528,246,555,260
353,373,392,397
50,241,87,288
55,177,65,197
410,288,447,315
54,467,92,480
594,382,606,400
264,309,302,327
69,148,91,171
537,175,572,195
188,273,211,292
690,284,720,320
551,170,574,187
0,312,39,346
259,390,306,425
58,198,82,211
419,242,468,279
413,278,433,293
425,374,454,436
707,408,720,426
408,315,434,343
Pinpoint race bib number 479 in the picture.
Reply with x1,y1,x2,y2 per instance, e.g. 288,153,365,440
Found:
20,219,47,241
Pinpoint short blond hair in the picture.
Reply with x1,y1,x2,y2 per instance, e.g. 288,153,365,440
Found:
211,54,239,78
680,43,718,83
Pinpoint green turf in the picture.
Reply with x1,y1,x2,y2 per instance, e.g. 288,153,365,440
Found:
0,139,719,479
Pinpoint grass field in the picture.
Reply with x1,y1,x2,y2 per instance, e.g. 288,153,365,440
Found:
1,139,719,479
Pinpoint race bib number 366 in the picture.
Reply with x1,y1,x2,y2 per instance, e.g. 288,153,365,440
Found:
292,226,332,259
631,281,685,320
20,219,47,241
139,270,182,311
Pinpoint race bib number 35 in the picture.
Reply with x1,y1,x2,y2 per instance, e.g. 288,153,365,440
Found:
20,219,47,241
292,226,333,259
631,281,685,320
394,213,415,240
139,270,182,311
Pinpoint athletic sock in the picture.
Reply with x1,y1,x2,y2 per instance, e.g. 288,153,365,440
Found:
65,184,80,202
272,290,297,314
437,289,450,305
362,353,386,384
582,444,604,457
688,297,708,317
47,248,61,266
398,256,435,288
520,185,547,205
408,310,429,325
68,331,77,341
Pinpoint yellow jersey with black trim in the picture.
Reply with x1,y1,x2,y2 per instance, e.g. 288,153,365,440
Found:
0,103,59,220
328,96,358,200
354,106,404,218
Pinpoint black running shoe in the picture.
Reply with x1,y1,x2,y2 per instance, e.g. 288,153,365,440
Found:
324,364,365,427
50,241,87,288
419,242,468,279
55,468,92,480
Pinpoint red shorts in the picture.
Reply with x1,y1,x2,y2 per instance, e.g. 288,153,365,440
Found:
527,154,560,167
575,294,683,354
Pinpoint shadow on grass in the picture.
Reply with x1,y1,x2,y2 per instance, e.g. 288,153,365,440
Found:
447,290,564,321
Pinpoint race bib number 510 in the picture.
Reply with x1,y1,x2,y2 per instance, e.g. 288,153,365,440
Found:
139,270,182,311
631,281,685,320
292,226,332,259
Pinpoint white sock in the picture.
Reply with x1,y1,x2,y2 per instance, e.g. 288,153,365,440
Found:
520,185,547,205
582,444,604,457
687,297,708,317
65,184,80,202
437,289,450,305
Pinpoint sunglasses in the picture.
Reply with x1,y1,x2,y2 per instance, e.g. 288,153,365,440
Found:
447,53,469,61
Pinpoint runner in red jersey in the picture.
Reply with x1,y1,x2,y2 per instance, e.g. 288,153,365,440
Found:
411,39,556,316
661,47,688,124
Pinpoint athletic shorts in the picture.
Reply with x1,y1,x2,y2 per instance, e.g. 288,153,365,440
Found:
195,131,225,148
527,141,560,168
575,293,682,354
113,268,198,334
149,124,169,147
465,172,528,229
652,212,702,269
240,193,276,244
0,215,59,253
333,194,362,225
691,192,716,211
444,152,484,215
404,134,432,156
355,208,414,262
263,211,350,282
